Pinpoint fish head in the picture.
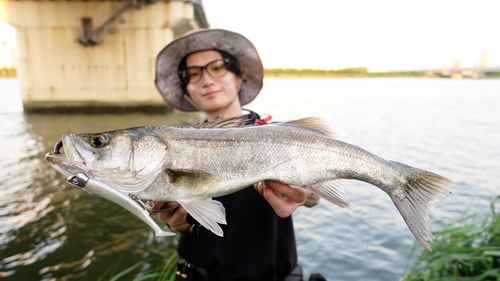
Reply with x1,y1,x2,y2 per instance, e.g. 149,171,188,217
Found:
47,127,170,193
62,131,133,173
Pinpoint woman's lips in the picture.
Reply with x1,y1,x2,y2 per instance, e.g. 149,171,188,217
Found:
203,90,220,97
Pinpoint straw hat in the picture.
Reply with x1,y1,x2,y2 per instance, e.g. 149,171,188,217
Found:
155,29,264,112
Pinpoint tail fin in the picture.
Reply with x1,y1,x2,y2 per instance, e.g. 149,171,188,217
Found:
389,161,453,251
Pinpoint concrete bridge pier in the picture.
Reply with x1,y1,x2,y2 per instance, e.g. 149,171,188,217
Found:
0,0,208,113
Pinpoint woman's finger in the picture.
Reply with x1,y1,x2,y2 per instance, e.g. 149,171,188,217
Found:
265,180,312,203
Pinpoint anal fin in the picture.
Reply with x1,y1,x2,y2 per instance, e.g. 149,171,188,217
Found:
307,179,351,208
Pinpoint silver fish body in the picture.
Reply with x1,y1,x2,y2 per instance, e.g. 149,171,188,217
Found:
45,115,453,251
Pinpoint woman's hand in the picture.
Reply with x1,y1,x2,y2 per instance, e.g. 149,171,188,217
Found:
254,180,314,218
147,201,191,231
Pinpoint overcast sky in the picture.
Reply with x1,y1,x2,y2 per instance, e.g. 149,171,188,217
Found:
1,0,499,70
202,0,500,70
0,22,14,45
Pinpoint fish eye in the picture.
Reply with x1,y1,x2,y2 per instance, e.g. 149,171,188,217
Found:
90,134,108,148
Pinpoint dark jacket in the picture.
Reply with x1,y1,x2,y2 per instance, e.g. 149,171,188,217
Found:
176,111,298,281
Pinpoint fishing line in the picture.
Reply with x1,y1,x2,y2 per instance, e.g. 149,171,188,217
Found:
363,185,373,281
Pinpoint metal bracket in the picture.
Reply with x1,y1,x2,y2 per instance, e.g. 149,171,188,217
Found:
75,0,140,46
66,173,95,195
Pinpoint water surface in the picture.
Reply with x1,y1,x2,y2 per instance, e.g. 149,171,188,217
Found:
1,78,498,280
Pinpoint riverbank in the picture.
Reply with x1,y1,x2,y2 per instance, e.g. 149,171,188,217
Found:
264,67,437,78
3,67,499,79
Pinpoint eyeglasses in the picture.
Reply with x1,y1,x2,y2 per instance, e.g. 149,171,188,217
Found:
179,59,229,84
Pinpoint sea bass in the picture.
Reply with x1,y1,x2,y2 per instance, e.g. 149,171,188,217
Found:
45,115,453,251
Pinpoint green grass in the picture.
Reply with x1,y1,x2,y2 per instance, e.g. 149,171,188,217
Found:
402,196,500,281
102,251,179,281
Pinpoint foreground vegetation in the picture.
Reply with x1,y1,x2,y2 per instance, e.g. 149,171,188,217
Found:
102,252,178,281
402,196,500,281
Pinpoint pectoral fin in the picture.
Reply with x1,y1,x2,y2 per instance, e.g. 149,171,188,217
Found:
165,169,219,189
307,179,351,208
179,199,227,237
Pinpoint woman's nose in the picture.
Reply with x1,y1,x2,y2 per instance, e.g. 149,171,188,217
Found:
200,69,215,84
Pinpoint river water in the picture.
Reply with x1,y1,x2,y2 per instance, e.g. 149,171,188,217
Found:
0,77,499,281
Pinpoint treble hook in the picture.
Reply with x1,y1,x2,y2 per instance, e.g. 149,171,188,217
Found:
54,140,63,154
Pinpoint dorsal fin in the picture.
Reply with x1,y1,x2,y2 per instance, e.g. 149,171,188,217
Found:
285,117,335,137
193,114,251,129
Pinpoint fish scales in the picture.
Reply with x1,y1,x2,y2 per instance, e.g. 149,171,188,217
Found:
156,123,401,194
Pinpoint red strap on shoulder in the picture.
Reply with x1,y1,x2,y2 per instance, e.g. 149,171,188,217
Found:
254,115,272,125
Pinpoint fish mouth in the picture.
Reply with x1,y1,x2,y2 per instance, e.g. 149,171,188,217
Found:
46,139,66,165
45,139,88,176
51,137,84,166
45,152,65,164
45,152,86,177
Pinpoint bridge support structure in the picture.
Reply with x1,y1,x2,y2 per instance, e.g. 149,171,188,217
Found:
0,0,208,113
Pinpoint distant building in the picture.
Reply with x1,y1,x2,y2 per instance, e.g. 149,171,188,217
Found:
480,52,491,68
452,60,464,69
439,62,449,69
0,40,17,68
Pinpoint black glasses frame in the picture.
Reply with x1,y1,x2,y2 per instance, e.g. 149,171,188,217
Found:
179,59,230,84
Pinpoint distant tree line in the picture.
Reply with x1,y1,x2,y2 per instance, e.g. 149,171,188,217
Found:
264,67,437,78
485,72,500,78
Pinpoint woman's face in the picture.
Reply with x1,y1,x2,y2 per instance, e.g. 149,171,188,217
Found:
184,50,243,114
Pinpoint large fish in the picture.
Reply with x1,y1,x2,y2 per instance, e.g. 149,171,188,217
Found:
45,115,453,251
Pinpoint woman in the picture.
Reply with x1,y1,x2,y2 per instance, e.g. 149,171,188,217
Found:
150,29,319,281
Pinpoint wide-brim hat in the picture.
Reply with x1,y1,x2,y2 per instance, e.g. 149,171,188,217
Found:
155,29,264,112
